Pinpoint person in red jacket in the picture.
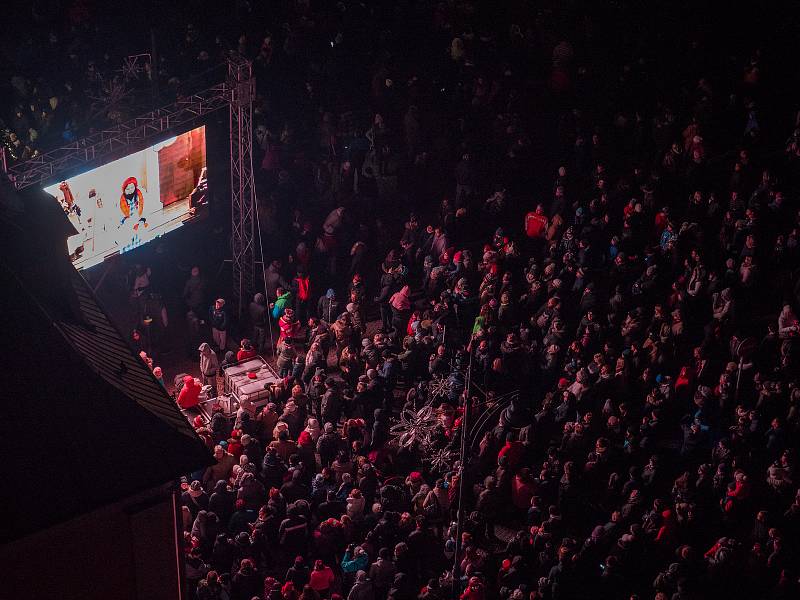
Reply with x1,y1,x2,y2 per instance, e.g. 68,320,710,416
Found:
177,375,201,409
511,468,536,511
524,204,548,238
292,268,312,323
237,339,257,361
461,576,485,600
309,559,335,597
723,470,751,513
497,433,524,472
279,308,302,347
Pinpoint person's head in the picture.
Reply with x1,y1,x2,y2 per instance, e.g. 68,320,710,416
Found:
191,266,200,277
215,298,225,310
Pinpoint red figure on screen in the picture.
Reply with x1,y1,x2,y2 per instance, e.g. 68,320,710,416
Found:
119,176,148,230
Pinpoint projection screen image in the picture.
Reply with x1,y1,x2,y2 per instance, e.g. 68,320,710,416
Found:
44,125,208,269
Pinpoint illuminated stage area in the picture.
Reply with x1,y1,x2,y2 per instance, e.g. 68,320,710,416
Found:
44,127,208,269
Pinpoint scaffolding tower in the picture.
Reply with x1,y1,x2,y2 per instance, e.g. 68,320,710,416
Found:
228,55,256,318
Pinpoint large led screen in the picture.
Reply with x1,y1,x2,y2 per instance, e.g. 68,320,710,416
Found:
44,126,208,269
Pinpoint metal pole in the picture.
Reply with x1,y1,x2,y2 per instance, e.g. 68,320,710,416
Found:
254,198,277,357
451,345,473,598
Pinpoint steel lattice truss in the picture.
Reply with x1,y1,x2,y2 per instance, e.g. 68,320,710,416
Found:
8,83,231,190
228,55,256,317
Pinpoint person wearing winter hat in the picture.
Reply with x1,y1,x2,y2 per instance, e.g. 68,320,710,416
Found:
279,308,302,347
203,445,236,487
317,423,341,468
152,366,166,388
388,285,411,334
318,289,340,323
347,569,374,600
182,480,209,520
309,559,335,597
249,292,269,353
231,557,261,600
286,556,311,590
208,298,228,352
304,417,322,442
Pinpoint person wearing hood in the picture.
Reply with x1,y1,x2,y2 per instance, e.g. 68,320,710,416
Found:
318,288,340,322
389,285,411,335
178,375,202,409
272,287,294,320
249,292,269,353
198,343,220,396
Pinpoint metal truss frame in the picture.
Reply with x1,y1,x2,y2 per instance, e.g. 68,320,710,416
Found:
228,55,257,318
5,55,257,316
7,84,230,190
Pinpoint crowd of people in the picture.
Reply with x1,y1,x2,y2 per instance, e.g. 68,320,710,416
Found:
9,1,800,600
